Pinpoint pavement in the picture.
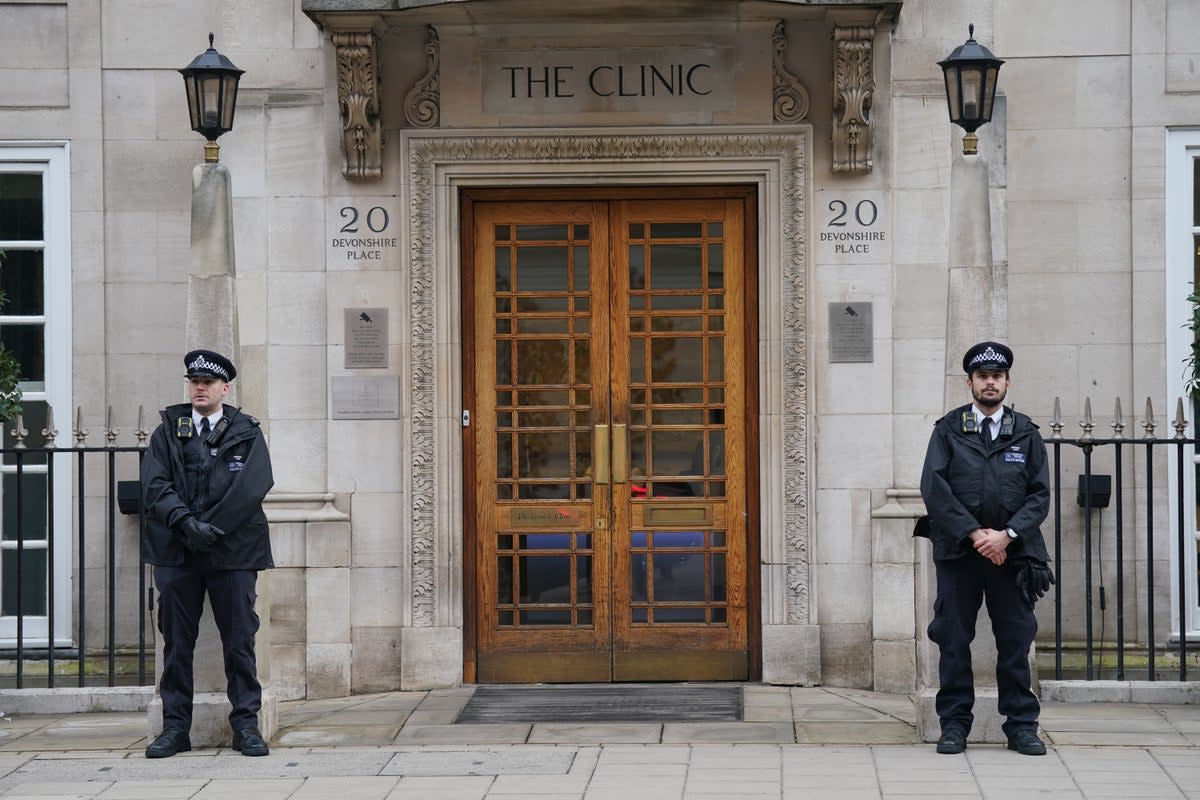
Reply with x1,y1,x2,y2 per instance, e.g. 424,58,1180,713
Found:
0,685,1194,799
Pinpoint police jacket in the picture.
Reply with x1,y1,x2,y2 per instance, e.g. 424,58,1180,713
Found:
919,404,1051,564
140,403,274,569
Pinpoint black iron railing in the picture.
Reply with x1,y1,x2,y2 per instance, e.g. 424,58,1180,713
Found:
1048,397,1197,681
0,407,152,689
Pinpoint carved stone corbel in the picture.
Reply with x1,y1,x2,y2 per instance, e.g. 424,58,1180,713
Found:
333,30,382,180
404,25,440,128
832,26,875,174
772,21,810,123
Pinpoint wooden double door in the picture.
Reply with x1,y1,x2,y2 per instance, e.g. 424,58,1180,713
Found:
463,188,757,683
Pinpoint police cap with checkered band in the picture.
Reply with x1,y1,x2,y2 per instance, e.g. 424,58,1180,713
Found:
962,341,1013,374
184,349,236,382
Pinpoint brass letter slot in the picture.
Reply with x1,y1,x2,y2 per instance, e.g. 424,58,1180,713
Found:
594,425,610,484
644,505,712,525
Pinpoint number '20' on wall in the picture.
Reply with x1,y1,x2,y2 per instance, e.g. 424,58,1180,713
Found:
339,206,391,233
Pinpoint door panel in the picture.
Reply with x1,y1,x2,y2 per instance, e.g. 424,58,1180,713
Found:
470,194,750,683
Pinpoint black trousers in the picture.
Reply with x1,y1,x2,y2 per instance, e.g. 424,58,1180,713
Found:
155,566,262,732
927,555,1039,737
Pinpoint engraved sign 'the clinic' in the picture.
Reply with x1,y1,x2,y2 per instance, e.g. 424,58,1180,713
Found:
482,47,735,114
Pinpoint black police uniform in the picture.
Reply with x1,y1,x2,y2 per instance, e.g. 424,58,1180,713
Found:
919,402,1050,738
140,399,274,735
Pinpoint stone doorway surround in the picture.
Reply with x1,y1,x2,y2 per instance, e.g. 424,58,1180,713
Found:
397,126,819,688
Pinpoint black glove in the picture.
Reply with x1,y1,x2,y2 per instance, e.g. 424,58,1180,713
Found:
1015,560,1055,605
175,517,223,553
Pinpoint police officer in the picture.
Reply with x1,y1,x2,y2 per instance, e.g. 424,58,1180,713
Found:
140,350,274,758
918,341,1055,757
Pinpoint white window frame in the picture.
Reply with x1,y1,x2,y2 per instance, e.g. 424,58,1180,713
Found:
0,142,72,646
1165,128,1200,637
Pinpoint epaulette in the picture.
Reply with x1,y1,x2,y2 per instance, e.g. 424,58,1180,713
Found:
247,416,260,426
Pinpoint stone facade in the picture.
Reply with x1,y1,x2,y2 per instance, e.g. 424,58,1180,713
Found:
0,0,1197,701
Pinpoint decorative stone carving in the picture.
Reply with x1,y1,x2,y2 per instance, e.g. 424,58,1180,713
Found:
404,129,813,627
772,21,810,124
832,26,875,174
404,25,440,128
332,30,382,180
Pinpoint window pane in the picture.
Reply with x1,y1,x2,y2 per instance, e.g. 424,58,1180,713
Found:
650,244,702,290
1194,157,1200,227
516,247,569,292
517,225,568,241
0,250,44,315
1,324,44,386
574,246,589,291
2,472,47,541
515,339,569,386
650,223,702,238
518,555,571,603
0,174,42,241
654,607,705,623
651,338,703,382
653,553,706,600
520,610,571,625
495,247,511,291
1,548,47,616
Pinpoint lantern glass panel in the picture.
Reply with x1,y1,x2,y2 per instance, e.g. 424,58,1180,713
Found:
219,75,239,130
200,75,222,130
184,78,201,130
960,66,983,124
943,67,961,123
983,67,999,119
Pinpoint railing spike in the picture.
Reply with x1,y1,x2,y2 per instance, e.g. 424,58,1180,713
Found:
10,413,27,450
74,406,89,446
41,405,58,450
1172,397,1188,440
105,405,119,446
1050,397,1063,440
135,405,151,447
1142,397,1156,438
1111,397,1125,439
1080,397,1095,442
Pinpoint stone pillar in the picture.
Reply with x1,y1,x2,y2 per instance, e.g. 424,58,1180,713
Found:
942,153,994,404
148,160,277,748
870,490,921,693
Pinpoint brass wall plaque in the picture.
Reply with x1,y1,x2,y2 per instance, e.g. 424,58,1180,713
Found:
644,505,712,525
511,507,581,527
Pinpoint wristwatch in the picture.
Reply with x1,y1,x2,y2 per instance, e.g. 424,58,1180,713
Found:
1006,528,1018,539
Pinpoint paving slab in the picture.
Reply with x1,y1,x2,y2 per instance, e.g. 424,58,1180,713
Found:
1047,730,1192,746
379,746,574,776
286,776,402,800
792,706,892,722
76,779,208,799
662,723,794,744
594,745,691,763
527,723,661,744
741,706,793,722
383,775,493,800
275,724,401,747
193,778,305,799
394,725,532,745
794,721,919,745
488,774,590,794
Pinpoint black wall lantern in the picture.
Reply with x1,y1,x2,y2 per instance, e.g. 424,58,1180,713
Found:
179,33,244,163
938,24,1004,155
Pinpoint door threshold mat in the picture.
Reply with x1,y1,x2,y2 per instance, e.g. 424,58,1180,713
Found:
455,684,743,724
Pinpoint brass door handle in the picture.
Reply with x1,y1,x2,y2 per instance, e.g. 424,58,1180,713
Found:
594,424,610,484
612,423,629,483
